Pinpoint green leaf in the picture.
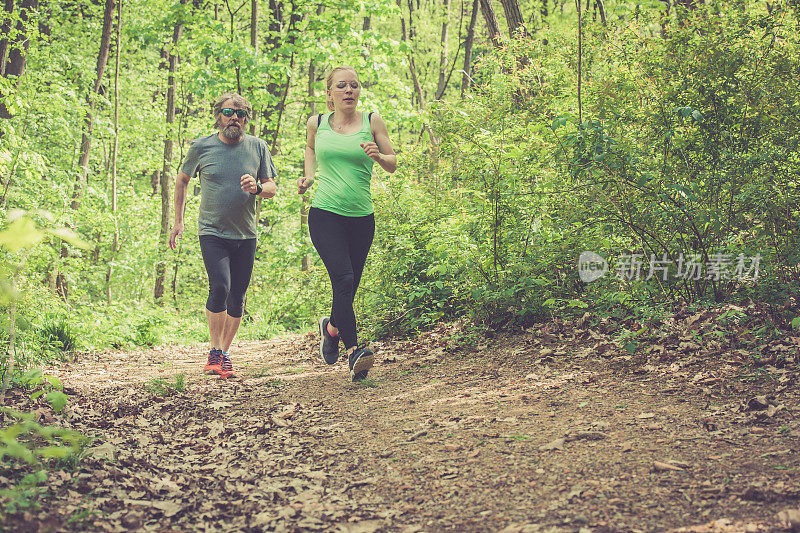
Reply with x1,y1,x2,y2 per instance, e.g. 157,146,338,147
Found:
45,391,69,413
552,116,568,129
43,227,92,249
0,217,43,251
44,375,63,391
36,446,73,459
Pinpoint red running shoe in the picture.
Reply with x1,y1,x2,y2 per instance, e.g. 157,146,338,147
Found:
219,352,235,379
204,348,222,375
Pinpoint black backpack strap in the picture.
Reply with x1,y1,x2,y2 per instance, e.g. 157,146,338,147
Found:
368,112,373,123
317,113,323,128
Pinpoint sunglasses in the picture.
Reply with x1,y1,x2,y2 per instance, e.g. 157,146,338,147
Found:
335,81,360,89
220,108,248,118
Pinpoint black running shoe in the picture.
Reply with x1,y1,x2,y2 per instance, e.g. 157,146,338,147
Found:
319,316,340,365
348,346,374,381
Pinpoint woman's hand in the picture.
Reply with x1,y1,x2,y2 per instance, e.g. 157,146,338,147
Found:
298,176,314,195
360,142,383,163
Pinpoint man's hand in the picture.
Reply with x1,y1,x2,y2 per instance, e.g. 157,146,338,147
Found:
297,176,314,195
169,221,184,250
360,142,382,163
240,173,260,194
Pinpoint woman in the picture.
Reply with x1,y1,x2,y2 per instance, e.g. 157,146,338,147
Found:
297,66,397,381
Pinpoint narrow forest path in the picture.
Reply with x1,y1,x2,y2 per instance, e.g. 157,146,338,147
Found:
8,318,800,532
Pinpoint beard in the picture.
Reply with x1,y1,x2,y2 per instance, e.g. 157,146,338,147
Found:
221,123,243,140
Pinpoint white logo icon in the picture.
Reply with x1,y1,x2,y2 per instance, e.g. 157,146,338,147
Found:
578,251,608,282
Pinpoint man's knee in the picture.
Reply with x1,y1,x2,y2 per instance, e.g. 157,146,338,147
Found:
226,295,245,318
207,280,230,312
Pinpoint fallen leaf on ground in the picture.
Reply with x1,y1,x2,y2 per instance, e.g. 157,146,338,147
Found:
539,438,565,451
653,461,683,472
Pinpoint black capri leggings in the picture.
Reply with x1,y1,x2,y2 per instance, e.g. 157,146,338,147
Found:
199,235,257,318
308,207,375,349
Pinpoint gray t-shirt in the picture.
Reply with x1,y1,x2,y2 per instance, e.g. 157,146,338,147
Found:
180,133,277,239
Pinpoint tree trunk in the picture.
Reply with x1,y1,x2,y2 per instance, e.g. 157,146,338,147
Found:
70,0,116,209
435,0,451,100
479,0,502,47
594,0,606,25
399,0,437,152
0,0,13,76
499,0,526,36
269,3,302,153
575,0,582,124
540,0,549,44
250,0,258,53
0,0,39,119
262,0,303,154
399,0,425,111
260,0,283,145
249,0,257,138
154,0,185,302
461,0,479,98
299,3,325,272
301,57,313,271
107,0,122,306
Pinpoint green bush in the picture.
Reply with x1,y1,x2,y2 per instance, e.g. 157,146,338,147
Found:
38,317,78,355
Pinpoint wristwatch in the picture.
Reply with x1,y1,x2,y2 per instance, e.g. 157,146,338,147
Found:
250,182,263,196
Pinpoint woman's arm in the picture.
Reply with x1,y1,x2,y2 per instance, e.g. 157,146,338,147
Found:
367,113,397,174
299,115,318,194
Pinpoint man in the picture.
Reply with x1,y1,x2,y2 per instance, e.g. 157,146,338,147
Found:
169,92,277,379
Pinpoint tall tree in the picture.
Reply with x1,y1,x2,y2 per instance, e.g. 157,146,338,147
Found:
0,0,39,119
57,0,115,299
249,0,258,136
107,0,123,305
479,0,502,47
71,0,116,210
461,0,479,98
540,0,549,44
499,0,527,36
259,0,304,153
594,0,606,25
435,0,451,100
154,0,186,302
301,3,326,272
399,0,426,111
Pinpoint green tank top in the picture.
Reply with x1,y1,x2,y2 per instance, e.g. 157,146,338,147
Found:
312,111,375,217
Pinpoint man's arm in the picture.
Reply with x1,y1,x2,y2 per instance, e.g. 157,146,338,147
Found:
242,139,278,198
169,170,191,250
241,174,276,198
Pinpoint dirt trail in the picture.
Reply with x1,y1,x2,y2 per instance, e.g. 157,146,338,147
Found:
6,321,800,532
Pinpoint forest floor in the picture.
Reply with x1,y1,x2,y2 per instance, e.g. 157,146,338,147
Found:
3,308,800,533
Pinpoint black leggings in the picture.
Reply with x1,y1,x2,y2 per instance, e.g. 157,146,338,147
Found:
199,235,257,318
309,207,375,349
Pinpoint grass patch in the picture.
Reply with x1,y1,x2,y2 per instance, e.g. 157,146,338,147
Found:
145,373,186,396
354,378,379,388
250,368,271,378
279,367,306,375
